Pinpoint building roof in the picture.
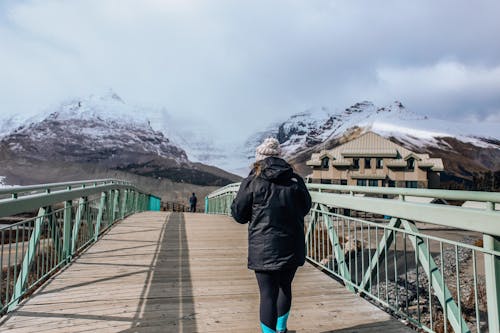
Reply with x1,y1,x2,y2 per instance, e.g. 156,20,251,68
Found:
307,132,444,171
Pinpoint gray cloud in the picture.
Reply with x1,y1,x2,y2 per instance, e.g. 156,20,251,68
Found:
1,0,499,141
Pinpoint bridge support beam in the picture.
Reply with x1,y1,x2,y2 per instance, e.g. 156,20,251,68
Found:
402,220,470,333
8,207,46,312
319,204,354,292
359,217,400,292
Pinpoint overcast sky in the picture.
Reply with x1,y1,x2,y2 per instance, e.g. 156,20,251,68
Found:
1,0,500,141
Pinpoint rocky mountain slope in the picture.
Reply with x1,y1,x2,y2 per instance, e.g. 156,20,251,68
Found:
0,92,240,186
243,101,500,187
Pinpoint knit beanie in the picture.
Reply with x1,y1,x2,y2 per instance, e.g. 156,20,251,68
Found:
255,137,282,162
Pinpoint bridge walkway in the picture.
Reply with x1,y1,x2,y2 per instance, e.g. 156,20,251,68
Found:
0,212,412,332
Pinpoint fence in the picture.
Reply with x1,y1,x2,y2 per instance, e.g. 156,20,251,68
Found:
0,179,150,314
206,183,500,333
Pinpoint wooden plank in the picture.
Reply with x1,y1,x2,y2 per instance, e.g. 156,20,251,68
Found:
0,212,412,332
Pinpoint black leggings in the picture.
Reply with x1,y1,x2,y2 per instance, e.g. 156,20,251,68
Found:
255,267,297,331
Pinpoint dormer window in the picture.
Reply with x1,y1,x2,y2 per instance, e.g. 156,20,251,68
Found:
376,158,383,169
407,158,415,170
365,158,371,169
321,157,329,169
353,158,359,169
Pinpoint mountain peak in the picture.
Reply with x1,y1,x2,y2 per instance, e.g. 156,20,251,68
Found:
43,91,147,128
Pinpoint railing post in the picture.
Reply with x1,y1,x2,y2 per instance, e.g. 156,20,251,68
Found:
63,199,72,261
107,190,114,227
133,191,139,212
71,197,86,256
112,189,120,222
121,189,128,218
94,192,107,242
484,234,500,333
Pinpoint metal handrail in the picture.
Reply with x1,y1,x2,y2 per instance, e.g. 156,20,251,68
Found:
0,179,150,315
0,182,144,219
0,178,131,196
205,183,500,333
206,182,240,199
307,183,500,203
207,181,500,203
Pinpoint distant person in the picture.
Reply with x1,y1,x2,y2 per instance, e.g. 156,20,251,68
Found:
231,138,312,333
189,193,197,212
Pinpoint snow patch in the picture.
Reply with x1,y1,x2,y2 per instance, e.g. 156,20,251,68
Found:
0,176,14,188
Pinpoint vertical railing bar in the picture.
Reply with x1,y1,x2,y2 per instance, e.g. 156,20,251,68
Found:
384,228,389,304
472,250,480,333
361,221,365,290
427,237,433,331
13,225,19,301
0,230,4,307
441,242,447,333
368,224,372,291
6,226,12,304
415,234,421,325
21,222,27,289
321,213,325,266
325,212,330,269
50,213,56,271
455,245,462,333
394,229,398,308
46,213,52,278
404,232,409,314
356,220,360,286
316,214,320,262
24,220,30,290
335,215,340,275
376,225,380,299
348,219,352,282
342,216,346,278
36,217,40,288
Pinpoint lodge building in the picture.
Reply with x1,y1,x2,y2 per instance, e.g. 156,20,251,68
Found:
306,132,444,188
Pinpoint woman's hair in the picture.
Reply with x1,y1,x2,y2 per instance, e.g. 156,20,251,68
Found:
252,159,294,177
252,162,262,177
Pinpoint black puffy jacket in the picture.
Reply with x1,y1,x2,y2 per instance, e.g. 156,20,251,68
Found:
231,157,312,271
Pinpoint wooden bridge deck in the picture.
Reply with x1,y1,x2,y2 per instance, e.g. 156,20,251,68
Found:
0,212,412,332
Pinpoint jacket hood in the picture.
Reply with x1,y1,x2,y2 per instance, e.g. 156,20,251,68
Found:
258,157,293,182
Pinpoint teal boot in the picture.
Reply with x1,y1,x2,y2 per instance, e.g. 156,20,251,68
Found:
261,322,276,333
276,312,289,333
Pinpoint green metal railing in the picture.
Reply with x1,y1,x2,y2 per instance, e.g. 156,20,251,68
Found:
206,183,500,333
0,179,151,314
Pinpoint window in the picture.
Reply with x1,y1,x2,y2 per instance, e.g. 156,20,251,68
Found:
321,157,329,169
365,158,371,169
340,179,347,185
388,180,395,187
357,179,367,186
353,158,359,169
320,179,332,184
368,179,378,187
407,158,415,170
405,181,418,188
376,158,383,169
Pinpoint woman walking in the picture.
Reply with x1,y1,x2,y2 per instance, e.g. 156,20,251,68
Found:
231,138,312,333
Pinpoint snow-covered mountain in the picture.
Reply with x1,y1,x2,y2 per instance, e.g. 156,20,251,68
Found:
241,101,500,182
244,101,499,160
0,91,240,186
1,91,188,163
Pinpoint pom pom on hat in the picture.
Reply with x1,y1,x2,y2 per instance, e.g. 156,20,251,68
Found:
255,137,282,162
